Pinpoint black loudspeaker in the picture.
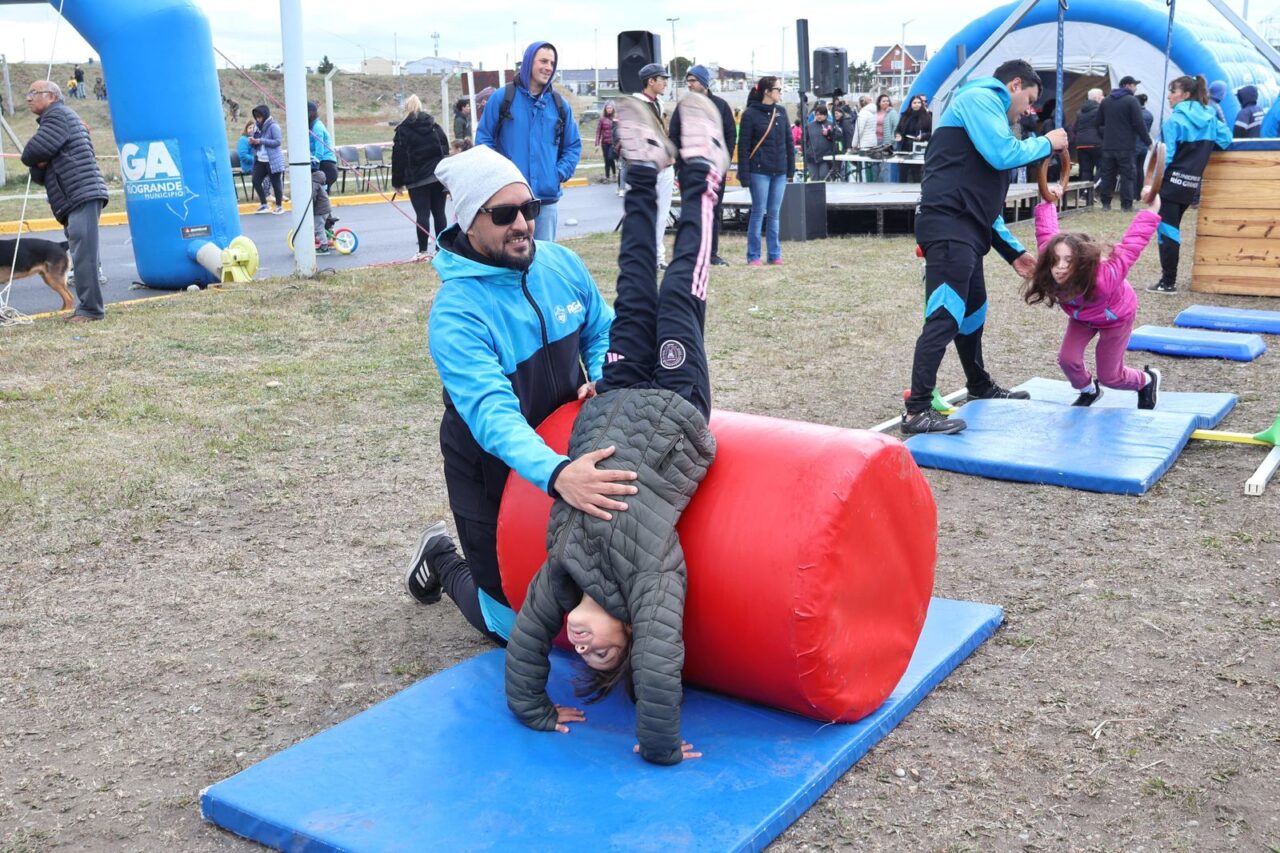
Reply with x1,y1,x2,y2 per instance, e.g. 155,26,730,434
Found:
813,47,848,98
617,30,661,95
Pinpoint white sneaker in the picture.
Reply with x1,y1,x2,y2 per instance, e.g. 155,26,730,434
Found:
674,91,730,175
614,98,676,171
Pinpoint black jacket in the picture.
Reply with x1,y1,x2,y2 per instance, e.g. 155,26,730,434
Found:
1098,88,1152,153
667,91,737,161
895,107,932,152
391,112,449,189
1074,100,1102,147
20,99,108,224
506,388,715,766
737,101,794,180
1234,85,1263,139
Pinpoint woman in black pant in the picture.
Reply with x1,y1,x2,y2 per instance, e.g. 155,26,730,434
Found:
595,102,618,183
392,94,450,261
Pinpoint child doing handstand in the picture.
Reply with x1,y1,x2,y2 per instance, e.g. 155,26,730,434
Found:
504,92,730,765
1028,187,1163,408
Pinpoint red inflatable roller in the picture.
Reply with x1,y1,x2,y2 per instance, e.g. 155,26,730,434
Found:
497,402,936,723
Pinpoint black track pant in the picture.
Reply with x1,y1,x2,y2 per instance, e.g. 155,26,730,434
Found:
429,512,507,645
907,240,995,413
252,161,283,206
1098,150,1136,209
594,158,719,419
1157,199,1189,287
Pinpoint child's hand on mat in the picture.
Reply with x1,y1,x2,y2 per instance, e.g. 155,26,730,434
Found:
633,742,703,761
577,381,597,400
1011,252,1036,280
554,446,639,521
554,704,586,733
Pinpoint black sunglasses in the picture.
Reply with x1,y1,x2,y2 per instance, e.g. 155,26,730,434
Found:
478,199,540,226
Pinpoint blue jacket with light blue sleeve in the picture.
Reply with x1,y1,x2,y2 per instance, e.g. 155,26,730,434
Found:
475,41,583,204
1160,100,1232,205
309,117,336,163
916,77,1052,262
428,225,613,523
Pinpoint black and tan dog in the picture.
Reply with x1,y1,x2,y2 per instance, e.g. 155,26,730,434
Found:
0,237,73,311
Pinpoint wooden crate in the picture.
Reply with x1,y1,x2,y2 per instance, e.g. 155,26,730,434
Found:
1192,147,1280,296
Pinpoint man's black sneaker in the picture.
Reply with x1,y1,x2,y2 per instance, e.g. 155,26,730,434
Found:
710,255,729,266
1072,386,1104,407
967,384,1030,401
406,520,449,604
1137,366,1161,410
1146,281,1177,294
901,408,967,435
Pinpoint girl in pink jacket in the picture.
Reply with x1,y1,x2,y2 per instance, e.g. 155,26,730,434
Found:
1028,191,1163,408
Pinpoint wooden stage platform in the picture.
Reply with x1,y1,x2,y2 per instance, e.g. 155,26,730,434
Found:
701,180,1092,236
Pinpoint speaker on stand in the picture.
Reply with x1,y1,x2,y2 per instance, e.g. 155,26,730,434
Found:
617,31,661,95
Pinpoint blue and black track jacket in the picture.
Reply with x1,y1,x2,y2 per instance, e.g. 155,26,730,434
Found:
1160,100,1232,205
428,226,613,522
916,77,1052,263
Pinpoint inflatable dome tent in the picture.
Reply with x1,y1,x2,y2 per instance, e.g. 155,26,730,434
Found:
913,0,1280,131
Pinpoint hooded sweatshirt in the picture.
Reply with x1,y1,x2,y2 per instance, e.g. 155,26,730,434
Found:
1160,99,1232,204
250,106,285,172
916,76,1050,261
1098,88,1151,153
428,225,613,522
475,41,583,204
1233,85,1263,139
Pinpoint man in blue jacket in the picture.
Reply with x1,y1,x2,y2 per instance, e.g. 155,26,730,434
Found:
904,60,1068,435
477,41,582,242
1264,99,1280,138
407,145,622,642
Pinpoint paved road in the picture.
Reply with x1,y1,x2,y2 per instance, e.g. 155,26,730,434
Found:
2,183,625,317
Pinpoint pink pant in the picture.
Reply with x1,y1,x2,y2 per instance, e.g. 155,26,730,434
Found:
1058,319,1147,391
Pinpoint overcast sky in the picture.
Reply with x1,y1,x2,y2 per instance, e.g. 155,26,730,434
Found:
0,0,1273,76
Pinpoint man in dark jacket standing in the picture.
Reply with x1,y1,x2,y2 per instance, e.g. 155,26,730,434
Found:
671,64,736,264
1097,75,1152,211
1073,88,1103,206
452,98,472,142
20,81,108,322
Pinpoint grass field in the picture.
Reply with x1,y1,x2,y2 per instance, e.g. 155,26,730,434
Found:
2,209,1278,850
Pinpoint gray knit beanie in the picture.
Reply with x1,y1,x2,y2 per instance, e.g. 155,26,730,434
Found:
434,145,531,232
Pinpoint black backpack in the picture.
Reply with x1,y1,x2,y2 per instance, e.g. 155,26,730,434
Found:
492,82,568,157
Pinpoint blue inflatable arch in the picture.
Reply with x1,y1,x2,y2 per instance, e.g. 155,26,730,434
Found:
913,0,1280,127
8,0,242,289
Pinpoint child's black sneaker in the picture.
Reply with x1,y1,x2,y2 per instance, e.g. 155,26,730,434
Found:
901,408,967,435
967,383,1030,401
1137,366,1161,410
614,97,676,171
1072,386,1104,407
674,91,730,175
1146,281,1177,294
405,520,449,604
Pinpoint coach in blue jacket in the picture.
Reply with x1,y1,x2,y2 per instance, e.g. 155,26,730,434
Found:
903,60,1068,435
477,41,583,242
407,145,619,642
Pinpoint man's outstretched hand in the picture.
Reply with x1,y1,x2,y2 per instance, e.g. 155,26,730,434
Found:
1012,252,1037,280
554,446,639,520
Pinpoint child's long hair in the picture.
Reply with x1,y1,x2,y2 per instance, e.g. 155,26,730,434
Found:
573,655,635,704
1169,74,1209,105
1025,232,1108,307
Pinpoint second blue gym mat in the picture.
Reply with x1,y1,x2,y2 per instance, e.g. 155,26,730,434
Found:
906,399,1199,494
201,597,1003,853
1012,377,1235,429
1175,305,1280,336
1127,324,1266,361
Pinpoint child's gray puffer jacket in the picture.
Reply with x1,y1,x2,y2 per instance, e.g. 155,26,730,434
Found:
505,387,716,765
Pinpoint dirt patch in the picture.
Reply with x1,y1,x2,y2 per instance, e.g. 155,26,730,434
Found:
1,208,1278,851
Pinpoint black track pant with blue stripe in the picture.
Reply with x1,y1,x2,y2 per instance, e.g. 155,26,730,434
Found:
1156,200,1188,288
907,240,995,414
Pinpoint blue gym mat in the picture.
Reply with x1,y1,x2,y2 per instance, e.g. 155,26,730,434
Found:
1012,376,1235,429
1174,305,1280,336
201,597,1003,853
1128,324,1266,361
905,399,1198,495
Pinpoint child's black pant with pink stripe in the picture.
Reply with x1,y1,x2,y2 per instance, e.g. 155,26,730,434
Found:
596,159,719,420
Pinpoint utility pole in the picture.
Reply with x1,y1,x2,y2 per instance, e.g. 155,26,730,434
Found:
431,32,440,58
279,0,316,277
666,17,680,98
512,21,518,70
900,20,914,101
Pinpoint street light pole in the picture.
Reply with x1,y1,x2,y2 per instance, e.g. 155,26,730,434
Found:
900,19,914,102
666,17,679,98
512,21,518,71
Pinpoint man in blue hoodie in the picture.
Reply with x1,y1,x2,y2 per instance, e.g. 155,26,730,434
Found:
477,41,583,242
407,145,618,642
903,59,1067,435
1233,85,1263,138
